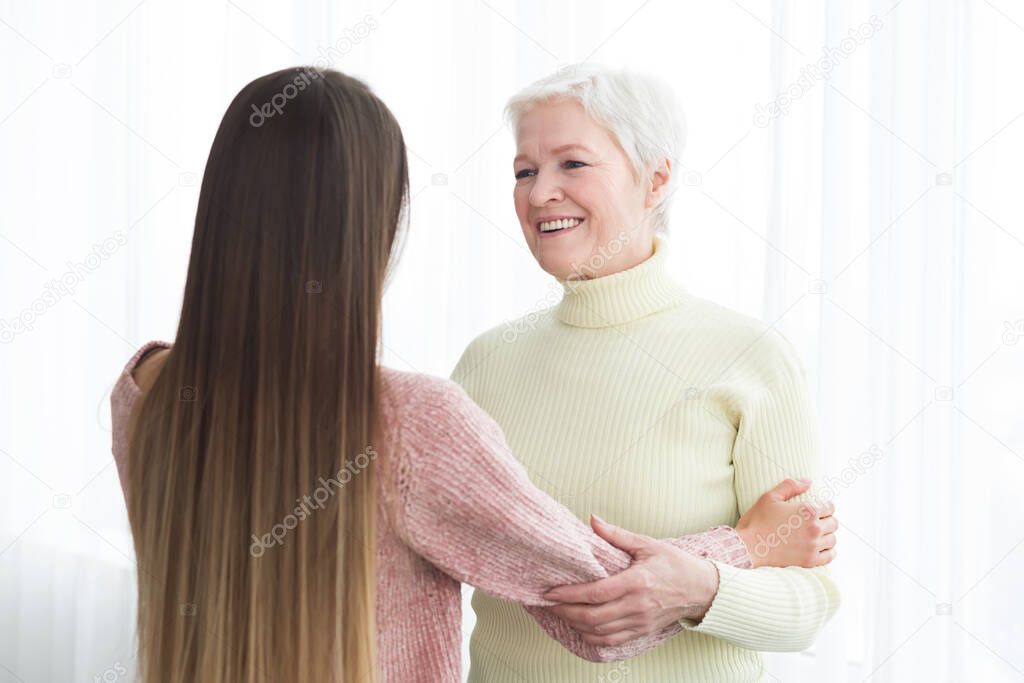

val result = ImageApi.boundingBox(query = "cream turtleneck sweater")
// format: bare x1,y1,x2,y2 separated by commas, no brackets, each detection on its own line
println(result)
452,235,839,682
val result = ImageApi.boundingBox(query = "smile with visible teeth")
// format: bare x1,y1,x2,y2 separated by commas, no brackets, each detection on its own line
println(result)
538,217,583,233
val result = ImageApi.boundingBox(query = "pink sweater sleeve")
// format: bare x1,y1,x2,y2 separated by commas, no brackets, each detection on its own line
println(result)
110,340,173,498
387,376,750,662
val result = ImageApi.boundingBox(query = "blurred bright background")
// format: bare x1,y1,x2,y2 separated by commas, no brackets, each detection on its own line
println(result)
2,0,1023,681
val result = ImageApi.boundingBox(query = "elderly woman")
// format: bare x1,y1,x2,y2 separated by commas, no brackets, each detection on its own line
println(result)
452,64,840,681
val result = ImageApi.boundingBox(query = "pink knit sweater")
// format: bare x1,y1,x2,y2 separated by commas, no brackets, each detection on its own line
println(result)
110,341,752,682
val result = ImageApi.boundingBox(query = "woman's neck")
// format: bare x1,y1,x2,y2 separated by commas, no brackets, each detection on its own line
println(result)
554,235,691,328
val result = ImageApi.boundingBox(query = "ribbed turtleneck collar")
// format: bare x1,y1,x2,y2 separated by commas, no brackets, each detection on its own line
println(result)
554,235,690,328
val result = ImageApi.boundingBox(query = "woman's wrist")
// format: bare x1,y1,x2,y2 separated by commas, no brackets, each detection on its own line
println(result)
735,524,763,568
678,559,720,623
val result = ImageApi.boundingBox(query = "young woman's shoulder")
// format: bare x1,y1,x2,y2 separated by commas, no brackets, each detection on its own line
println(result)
112,341,174,407
378,367,501,449
132,346,171,393
110,341,174,485
379,367,477,416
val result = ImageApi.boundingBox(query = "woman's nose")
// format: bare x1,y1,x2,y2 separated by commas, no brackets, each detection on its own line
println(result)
529,172,564,206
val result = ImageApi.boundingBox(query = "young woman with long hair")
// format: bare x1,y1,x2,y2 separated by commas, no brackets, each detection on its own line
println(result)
110,67,835,682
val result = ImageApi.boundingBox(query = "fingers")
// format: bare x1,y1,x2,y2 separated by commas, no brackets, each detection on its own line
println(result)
768,477,813,502
819,515,839,535
581,627,645,648
817,532,836,552
590,514,652,557
544,571,633,604
814,547,837,566
798,499,834,523
547,596,634,634
581,615,643,639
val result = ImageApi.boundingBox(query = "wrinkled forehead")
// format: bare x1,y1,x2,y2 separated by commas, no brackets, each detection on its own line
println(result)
513,99,617,160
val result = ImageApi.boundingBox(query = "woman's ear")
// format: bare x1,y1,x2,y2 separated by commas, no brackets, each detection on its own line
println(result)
645,157,672,209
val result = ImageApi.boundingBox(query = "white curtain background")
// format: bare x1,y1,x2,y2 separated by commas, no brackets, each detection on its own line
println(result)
2,1,1022,681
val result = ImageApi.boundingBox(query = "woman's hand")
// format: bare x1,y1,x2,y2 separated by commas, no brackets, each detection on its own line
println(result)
542,515,720,647
735,478,838,568
542,479,837,647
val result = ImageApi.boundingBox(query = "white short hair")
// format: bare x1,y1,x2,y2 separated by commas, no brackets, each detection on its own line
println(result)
504,63,686,234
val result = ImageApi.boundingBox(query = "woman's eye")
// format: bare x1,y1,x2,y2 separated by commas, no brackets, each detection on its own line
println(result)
514,169,535,179
564,160,587,170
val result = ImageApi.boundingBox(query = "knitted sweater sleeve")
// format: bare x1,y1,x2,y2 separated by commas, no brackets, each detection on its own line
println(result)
682,370,841,651
387,376,748,662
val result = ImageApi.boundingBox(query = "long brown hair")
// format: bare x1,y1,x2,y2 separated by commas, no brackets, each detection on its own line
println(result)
125,68,408,682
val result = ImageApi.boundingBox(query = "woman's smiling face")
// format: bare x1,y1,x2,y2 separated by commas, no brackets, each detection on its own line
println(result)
512,98,661,280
